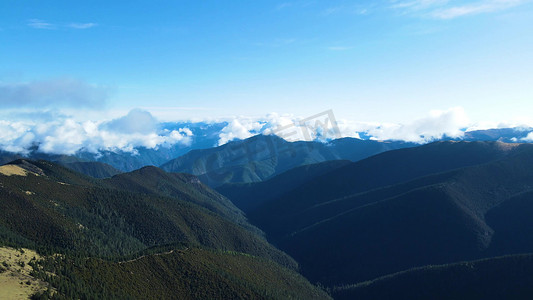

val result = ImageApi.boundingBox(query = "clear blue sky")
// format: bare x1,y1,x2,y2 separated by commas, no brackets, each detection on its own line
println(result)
1,0,533,125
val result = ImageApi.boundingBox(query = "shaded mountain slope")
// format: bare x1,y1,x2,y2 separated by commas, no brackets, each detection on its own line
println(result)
217,160,352,212
220,142,533,287
486,190,533,255
277,184,489,285
273,145,533,285
252,141,525,218
262,143,533,242
332,253,533,300
227,141,528,239
59,161,122,178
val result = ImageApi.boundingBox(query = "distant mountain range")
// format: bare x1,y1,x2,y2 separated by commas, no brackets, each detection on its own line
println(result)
0,126,531,176
462,127,532,142
161,135,413,187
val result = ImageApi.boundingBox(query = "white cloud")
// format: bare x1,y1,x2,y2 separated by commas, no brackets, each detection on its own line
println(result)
262,113,306,142
0,121,34,153
27,20,98,30
431,0,529,19
0,79,112,109
218,118,264,145
102,109,158,134
27,19,55,29
522,132,533,142
335,120,368,139
390,0,530,19
265,111,364,142
390,0,450,10
68,23,97,29
229,112,344,143
3,106,528,156
322,4,372,16
216,107,469,145
0,110,193,155
366,107,469,142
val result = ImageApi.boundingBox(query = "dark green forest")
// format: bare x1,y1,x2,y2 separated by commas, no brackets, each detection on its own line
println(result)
219,141,533,296
0,159,329,299
4,140,533,299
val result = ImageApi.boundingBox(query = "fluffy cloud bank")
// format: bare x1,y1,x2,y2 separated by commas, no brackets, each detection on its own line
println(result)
0,79,111,109
3,106,525,155
522,132,533,142
217,118,264,146
216,107,469,145
364,107,469,142
0,109,192,155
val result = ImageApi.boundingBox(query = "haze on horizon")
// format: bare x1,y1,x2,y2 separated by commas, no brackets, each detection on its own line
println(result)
1,0,533,154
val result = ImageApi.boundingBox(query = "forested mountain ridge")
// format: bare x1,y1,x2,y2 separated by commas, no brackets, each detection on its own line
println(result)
58,161,122,178
0,159,329,299
161,135,412,187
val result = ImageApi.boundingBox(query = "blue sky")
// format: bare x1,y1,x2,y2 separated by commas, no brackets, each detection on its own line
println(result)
1,1,533,153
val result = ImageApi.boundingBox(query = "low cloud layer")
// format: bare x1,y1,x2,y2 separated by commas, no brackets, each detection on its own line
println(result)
1,106,530,156
216,107,469,145
364,107,469,142
0,79,111,109
522,132,533,142
0,109,192,155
